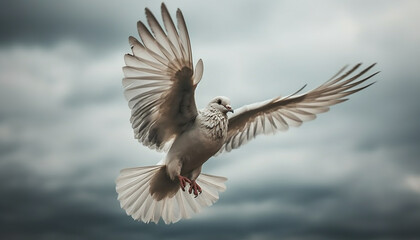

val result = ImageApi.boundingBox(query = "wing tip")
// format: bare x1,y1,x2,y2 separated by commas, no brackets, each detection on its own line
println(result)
161,2,169,16
128,36,137,45
137,20,148,32
193,59,204,86
176,8,186,25
144,7,153,22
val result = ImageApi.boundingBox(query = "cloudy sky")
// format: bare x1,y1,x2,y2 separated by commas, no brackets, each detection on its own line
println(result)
1,0,420,239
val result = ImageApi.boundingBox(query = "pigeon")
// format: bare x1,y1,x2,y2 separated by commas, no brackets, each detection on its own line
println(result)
116,3,378,224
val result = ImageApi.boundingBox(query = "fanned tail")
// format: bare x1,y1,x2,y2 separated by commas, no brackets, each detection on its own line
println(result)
116,165,227,224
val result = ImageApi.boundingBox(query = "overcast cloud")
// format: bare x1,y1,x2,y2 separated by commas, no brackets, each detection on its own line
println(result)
1,0,420,239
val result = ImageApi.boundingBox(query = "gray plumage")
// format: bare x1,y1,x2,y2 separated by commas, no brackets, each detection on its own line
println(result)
116,3,378,224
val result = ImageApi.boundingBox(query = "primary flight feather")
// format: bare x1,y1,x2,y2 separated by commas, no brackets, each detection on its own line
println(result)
116,3,378,224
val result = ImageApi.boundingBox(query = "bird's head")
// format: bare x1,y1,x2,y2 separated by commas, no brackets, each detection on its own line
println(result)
208,96,233,114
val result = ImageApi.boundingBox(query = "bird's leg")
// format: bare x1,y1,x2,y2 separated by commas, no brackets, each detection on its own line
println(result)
178,175,192,192
177,175,202,197
188,180,202,197
187,166,202,197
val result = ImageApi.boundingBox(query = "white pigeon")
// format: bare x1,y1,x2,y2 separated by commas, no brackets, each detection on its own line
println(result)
116,3,378,224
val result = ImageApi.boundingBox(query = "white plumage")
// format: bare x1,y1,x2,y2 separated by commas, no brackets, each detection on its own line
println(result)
116,3,378,224
116,165,226,224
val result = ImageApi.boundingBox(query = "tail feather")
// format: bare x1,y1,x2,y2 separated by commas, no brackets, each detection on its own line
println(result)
117,171,155,200
149,166,179,200
198,173,228,191
175,191,188,219
116,165,227,224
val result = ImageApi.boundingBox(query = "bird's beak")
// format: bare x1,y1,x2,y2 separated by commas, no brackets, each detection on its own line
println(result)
226,105,234,113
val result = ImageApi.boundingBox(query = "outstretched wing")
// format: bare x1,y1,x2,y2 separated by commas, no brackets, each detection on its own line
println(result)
219,63,378,153
123,3,204,152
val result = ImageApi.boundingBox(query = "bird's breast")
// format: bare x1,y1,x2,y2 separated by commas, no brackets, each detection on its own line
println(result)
166,115,227,173
198,109,228,141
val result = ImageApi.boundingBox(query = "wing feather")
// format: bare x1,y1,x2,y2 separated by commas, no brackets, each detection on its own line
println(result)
123,3,201,152
176,9,192,66
161,4,186,66
218,63,378,154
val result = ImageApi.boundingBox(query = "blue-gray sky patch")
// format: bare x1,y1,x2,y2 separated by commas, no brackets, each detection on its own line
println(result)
1,0,420,239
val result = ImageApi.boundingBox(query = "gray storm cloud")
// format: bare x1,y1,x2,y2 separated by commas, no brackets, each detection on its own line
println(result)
0,0,419,239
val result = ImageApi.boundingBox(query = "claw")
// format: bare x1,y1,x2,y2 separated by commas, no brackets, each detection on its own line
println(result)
178,175,192,191
188,180,202,197
178,176,202,197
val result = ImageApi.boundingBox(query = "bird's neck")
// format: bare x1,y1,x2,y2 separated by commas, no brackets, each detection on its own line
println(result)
200,108,228,140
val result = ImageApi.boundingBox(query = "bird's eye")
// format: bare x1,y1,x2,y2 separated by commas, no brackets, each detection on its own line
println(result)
217,99,222,105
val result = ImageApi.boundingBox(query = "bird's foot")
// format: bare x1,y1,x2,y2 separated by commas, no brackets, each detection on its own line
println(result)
178,175,192,192
188,180,202,198
177,176,202,197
